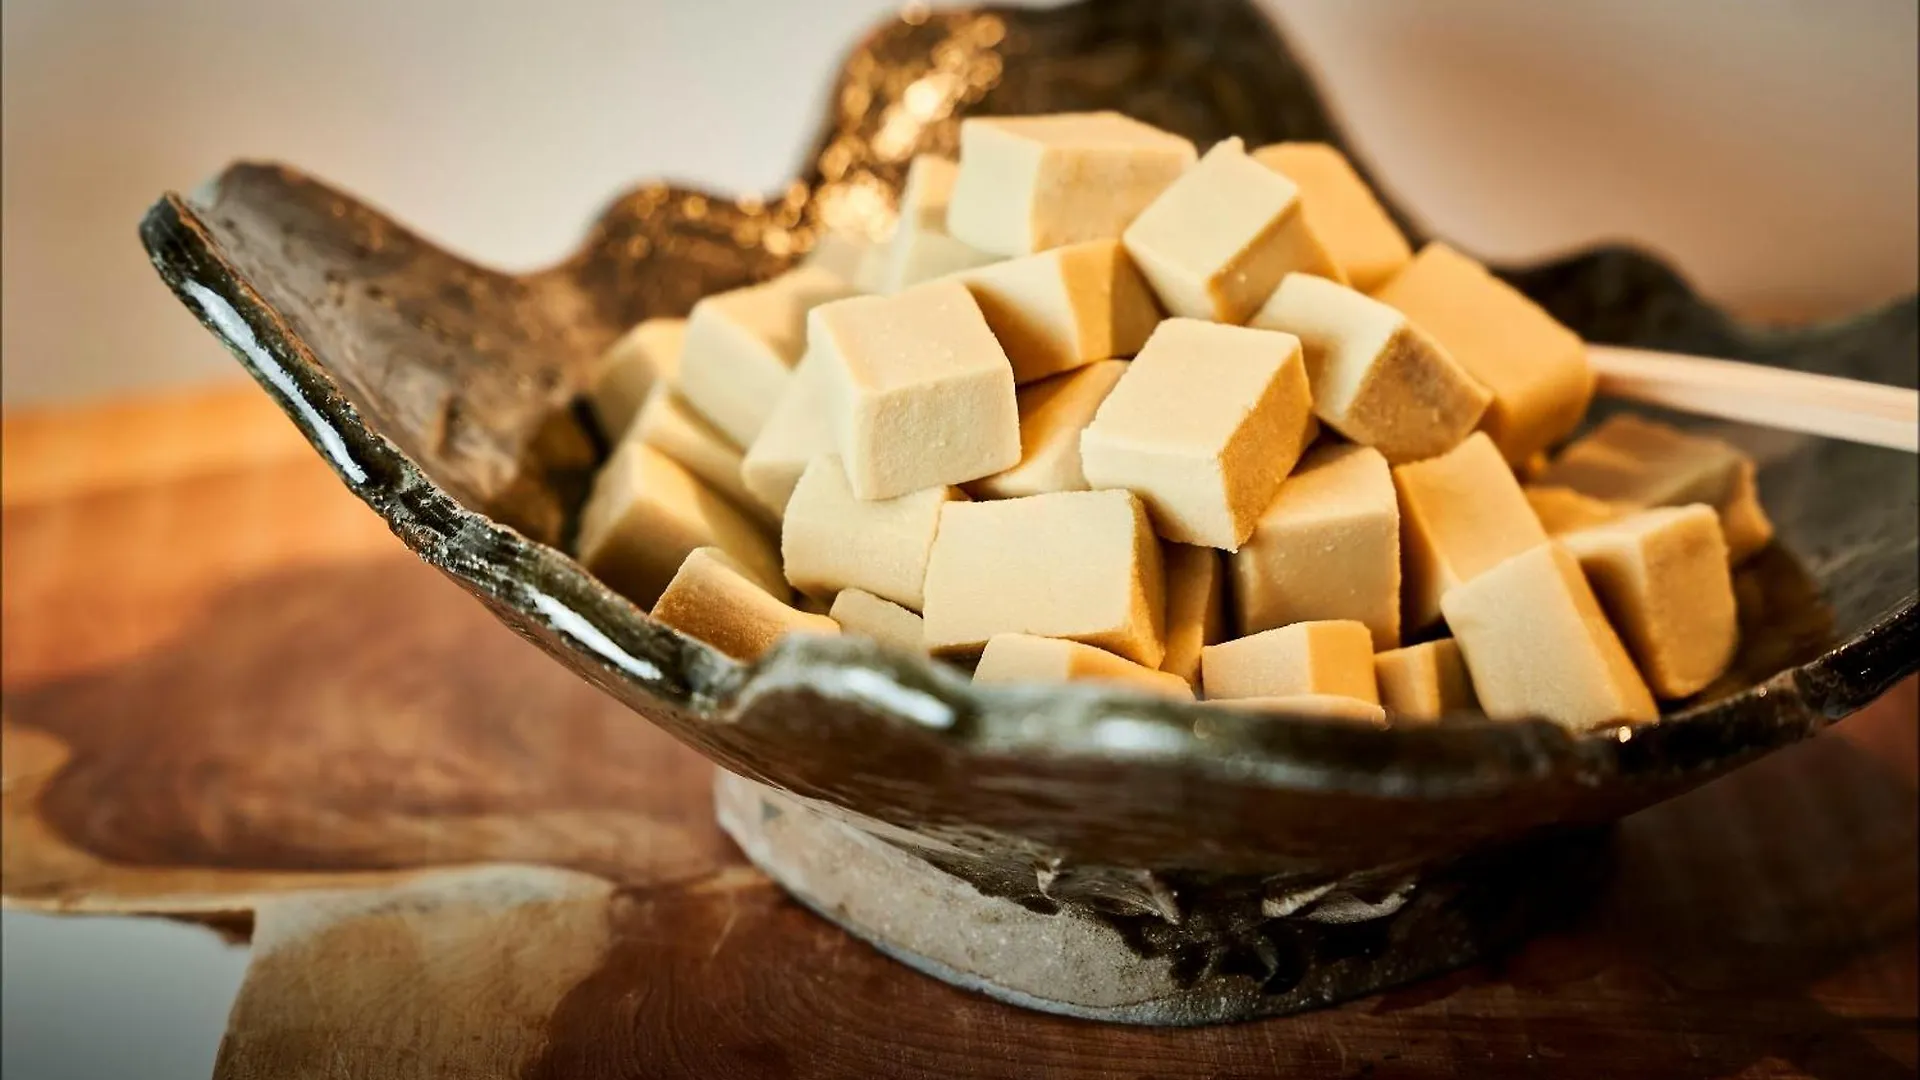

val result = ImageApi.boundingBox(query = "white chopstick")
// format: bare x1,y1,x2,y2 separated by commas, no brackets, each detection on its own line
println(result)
1586,344,1919,453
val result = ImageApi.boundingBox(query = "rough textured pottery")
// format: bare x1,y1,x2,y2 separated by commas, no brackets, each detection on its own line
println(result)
141,0,1916,1024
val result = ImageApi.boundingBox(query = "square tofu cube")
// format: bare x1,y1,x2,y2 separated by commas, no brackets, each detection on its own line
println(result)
1123,137,1346,323
1231,443,1400,649
1535,414,1774,562
974,633,1194,699
628,385,761,522
1200,619,1379,702
1372,243,1593,466
878,155,1001,293
588,317,685,441
1524,485,1624,535
1373,639,1478,722
828,589,926,653
1393,432,1548,631
781,455,964,611
1560,505,1737,698
1251,272,1490,463
1250,142,1412,291
739,350,835,519
1160,543,1226,687
1442,543,1658,730
952,240,1159,383
812,279,1022,500
575,443,783,609
678,265,857,447
1080,319,1315,550
652,548,840,662
947,112,1197,257
922,489,1166,665
967,359,1127,500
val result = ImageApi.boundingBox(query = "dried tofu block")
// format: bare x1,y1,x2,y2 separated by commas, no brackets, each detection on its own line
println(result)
947,112,1197,257
1201,694,1388,725
1160,543,1226,687
1373,639,1478,722
781,455,963,610
829,589,926,653
1200,620,1379,702
1231,443,1400,648
576,443,783,608
922,489,1166,665
967,360,1127,500
1080,319,1315,550
588,318,685,441
1372,243,1593,466
1442,542,1657,730
1393,432,1548,630
1524,485,1624,535
878,155,1002,293
679,266,857,447
740,351,834,519
629,386,761,520
813,280,1022,500
1123,138,1345,324
1250,142,1412,292
974,634,1194,699
1535,414,1774,562
1560,505,1737,698
952,240,1158,383
652,548,839,662
1251,273,1489,463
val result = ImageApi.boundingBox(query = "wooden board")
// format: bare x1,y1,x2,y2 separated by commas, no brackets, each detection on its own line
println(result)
4,390,1914,1079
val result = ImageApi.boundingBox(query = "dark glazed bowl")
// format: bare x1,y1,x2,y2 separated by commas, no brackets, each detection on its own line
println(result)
141,0,1917,1024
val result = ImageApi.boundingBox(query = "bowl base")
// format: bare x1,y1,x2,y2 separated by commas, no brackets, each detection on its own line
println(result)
715,771,1612,1026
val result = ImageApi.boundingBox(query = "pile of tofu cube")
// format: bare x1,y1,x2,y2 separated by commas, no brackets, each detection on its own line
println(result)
576,112,1773,731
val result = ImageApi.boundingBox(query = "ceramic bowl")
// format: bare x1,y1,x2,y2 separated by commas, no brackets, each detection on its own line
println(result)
141,0,1917,1024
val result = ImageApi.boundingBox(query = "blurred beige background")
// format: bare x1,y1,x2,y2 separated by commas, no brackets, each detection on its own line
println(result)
3,0,1915,408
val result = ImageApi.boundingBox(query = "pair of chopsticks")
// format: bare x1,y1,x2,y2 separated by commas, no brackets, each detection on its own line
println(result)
1587,345,1918,453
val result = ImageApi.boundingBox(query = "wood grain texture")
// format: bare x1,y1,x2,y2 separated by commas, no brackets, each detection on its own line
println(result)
3,392,1915,1078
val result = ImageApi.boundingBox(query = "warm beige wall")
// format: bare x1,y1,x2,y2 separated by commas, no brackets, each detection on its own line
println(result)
3,0,1914,406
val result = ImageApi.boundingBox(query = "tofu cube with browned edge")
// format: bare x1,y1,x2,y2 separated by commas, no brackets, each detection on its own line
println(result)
588,317,684,441
967,359,1128,500
1200,619,1379,702
1374,639,1478,722
828,589,927,653
951,240,1159,383
653,548,840,662
1160,543,1227,688
1250,142,1412,292
974,634,1194,698
781,455,964,611
1393,432,1548,631
678,266,856,447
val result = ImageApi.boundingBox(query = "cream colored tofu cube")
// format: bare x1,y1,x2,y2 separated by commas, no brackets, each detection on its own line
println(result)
575,442,783,608
922,489,1166,665
678,265,857,447
813,279,1022,501
1251,272,1489,462
967,359,1127,500
1372,243,1594,466
1441,542,1657,730
1079,319,1315,550
628,385,762,521
1250,142,1412,292
951,240,1159,383
803,229,875,283
1393,432,1548,631
1200,619,1379,702
1560,505,1737,699
739,351,834,519
878,155,1002,293
588,317,685,441
1231,443,1400,648
1201,694,1388,725
828,589,926,653
947,112,1197,257
1373,639,1478,722
781,455,963,610
1123,137,1346,323
1160,543,1226,688
1524,484,1625,535
652,547,840,662
1535,414,1774,563
973,633,1194,699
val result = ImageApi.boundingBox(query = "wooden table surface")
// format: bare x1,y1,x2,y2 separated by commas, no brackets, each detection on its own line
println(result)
3,389,1915,1080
